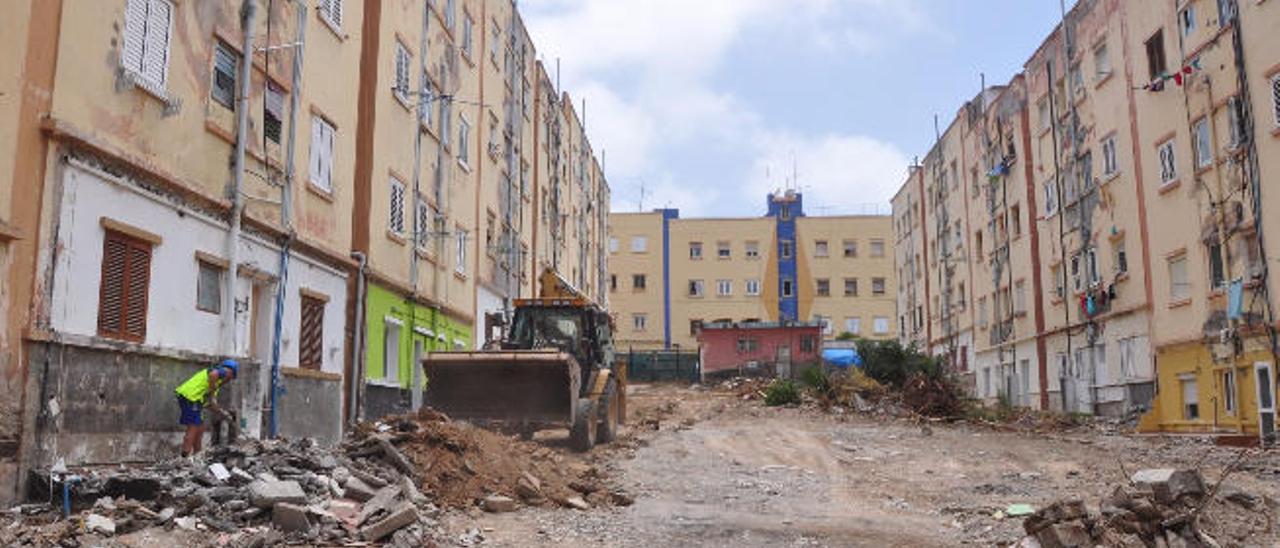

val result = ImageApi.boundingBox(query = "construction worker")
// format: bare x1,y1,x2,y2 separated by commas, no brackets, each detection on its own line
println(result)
174,358,238,457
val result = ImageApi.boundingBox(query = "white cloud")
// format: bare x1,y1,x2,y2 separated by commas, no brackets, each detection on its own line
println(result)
747,133,910,216
522,0,931,216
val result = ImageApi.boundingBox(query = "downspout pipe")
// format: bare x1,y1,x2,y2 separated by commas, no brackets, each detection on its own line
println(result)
349,251,368,425
224,0,257,356
267,1,306,438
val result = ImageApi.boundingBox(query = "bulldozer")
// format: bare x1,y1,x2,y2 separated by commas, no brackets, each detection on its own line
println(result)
422,269,624,451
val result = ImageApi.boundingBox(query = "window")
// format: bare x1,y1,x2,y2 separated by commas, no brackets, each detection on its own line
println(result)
419,76,435,129
264,84,284,144
1218,0,1237,24
382,320,401,381
489,22,501,65
632,314,647,332
211,41,237,109
318,0,343,30
414,198,431,248
1044,181,1059,215
631,236,647,253
299,294,325,371
1269,74,1280,129
1178,5,1196,38
689,242,702,259
1169,254,1191,301
394,41,411,103
388,176,406,235
780,241,793,259
844,278,858,297
736,337,758,353
1093,42,1111,81
782,278,794,298
870,239,886,258
196,259,224,314
608,238,619,253
1069,63,1084,97
688,279,704,297
1181,377,1199,420
745,279,760,296
1223,370,1237,415
122,0,173,91
1145,30,1167,81
843,240,857,258
97,229,152,342
457,116,471,166
1050,264,1065,299
816,278,830,297
1208,241,1226,289
1086,248,1100,285
455,229,468,275
873,316,890,335
845,317,861,335
610,275,618,292
716,279,732,296
1158,139,1177,185
717,241,731,259
689,320,703,336
484,212,495,256
1193,118,1213,168
745,241,760,259
1227,96,1246,146
1037,97,1050,131
444,0,456,29
815,240,829,258
1114,237,1129,275
1015,280,1027,314
632,274,647,290
978,297,989,328
1100,135,1118,177
872,277,886,295
461,14,474,60
309,116,335,192
802,335,818,352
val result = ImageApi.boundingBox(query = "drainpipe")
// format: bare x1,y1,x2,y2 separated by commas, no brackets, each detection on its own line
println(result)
266,1,306,438
409,0,432,413
349,251,368,425
224,0,257,356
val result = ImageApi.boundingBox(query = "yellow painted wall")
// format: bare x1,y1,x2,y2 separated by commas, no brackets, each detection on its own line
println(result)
607,212,665,350
668,217,775,349
1145,337,1271,435
796,216,896,340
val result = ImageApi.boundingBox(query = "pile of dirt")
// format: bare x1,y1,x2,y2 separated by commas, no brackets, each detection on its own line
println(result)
358,409,630,511
1018,467,1275,547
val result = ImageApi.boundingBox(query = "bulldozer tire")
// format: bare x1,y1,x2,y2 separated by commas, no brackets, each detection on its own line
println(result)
597,379,620,444
570,399,597,452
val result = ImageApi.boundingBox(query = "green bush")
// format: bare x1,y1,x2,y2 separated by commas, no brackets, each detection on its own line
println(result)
799,366,831,395
853,338,943,389
764,379,802,406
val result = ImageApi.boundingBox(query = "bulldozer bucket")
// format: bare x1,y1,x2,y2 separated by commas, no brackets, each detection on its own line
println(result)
423,350,581,425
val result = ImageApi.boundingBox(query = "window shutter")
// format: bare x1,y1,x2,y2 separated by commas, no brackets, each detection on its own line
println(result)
299,296,325,370
309,117,323,186
97,236,128,336
141,0,173,88
124,242,152,340
122,0,148,73
330,0,343,27
322,122,335,189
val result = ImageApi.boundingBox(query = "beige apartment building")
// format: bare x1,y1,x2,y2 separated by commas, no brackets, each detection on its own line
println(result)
893,0,1279,441
610,192,896,351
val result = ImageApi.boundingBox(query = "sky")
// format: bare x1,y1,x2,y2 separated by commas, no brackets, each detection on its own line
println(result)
521,0,1068,218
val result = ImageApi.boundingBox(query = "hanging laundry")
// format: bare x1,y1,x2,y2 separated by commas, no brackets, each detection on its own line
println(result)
1228,278,1244,320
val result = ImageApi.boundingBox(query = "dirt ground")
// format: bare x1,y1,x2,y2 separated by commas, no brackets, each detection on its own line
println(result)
444,383,1280,547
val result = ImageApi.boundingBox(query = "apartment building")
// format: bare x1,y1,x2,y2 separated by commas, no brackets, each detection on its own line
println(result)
0,0,363,503
893,166,931,350
350,0,609,419
610,191,896,351
892,0,1279,440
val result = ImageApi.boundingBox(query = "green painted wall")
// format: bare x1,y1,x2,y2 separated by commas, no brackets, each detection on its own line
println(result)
364,283,472,388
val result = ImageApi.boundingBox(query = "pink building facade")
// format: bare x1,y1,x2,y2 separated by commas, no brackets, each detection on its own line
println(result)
697,322,822,380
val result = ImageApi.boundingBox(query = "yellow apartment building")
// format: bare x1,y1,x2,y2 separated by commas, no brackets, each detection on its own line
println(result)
610,192,896,351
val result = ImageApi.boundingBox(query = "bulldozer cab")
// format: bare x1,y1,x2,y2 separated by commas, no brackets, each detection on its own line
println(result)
506,304,613,397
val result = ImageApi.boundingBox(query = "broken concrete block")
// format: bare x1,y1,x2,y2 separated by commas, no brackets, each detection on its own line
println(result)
1034,521,1091,548
349,467,389,488
209,463,231,482
515,476,543,501
1131,469,1204,504
329,477,346,498
360,503,418,542
377,438,417,477
344,477,378,502
272,502,311,533
157,507,175,523
482,495,519,513
327,499,362,528
249,480,307,508
174,516,198,531
86,513,116,535
399,476,428,505
231,467,255,484
357,486,403,525
564,496,590,510
332,467,351,486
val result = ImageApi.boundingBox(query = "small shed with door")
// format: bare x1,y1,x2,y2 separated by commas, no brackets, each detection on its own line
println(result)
696,321,822,381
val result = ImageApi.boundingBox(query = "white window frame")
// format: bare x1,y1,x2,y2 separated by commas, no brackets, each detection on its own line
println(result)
1179,5,1197,38
1043,180,1059,215
689,242,703,259
815,240,829,258
383,318,403,383
716,241,731,259
845,317,861,335
455,229,468,275
1158,139,1178,185
318,0,344,32
745,241,760,259
1093,42,1111,81
870,239,886,258
745,279,761,296
414,197,431,250
632,313,647,332
1169,254,1191,301
309,116,336,193
1101,135,1118,177
461,13,474,61
122,0,174,93
608,237,619,253
394,41,411,104
388,176,406,235
716,279,732,296
689,279,705,297
873,316,890,335
457,115,471,167
631,236,647,253
210,41,238,109
1193,118,1213,168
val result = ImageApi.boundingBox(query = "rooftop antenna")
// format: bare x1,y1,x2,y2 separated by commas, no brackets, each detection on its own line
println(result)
637,179,648,212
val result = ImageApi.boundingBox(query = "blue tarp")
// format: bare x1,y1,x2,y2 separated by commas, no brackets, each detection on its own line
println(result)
822,348,862,368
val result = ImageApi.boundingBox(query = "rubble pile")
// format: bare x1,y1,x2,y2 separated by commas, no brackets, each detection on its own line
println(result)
365,409,630,511
1018,468,1275,547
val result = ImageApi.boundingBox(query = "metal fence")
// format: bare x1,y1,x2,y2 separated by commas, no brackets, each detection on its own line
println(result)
621,349,701,383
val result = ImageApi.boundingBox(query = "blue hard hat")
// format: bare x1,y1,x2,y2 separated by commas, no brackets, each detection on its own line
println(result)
220,359,240,378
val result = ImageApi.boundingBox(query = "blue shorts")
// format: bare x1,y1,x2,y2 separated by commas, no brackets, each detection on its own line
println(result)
177,396,203,426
